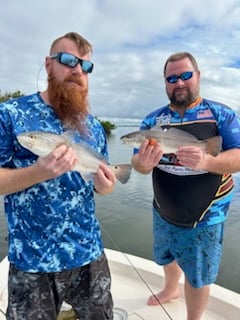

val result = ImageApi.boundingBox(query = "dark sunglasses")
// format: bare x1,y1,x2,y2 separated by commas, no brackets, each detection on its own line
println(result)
166,71,194,84
50,52,94,73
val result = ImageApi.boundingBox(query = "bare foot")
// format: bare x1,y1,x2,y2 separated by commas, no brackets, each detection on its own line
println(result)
147,290,180,305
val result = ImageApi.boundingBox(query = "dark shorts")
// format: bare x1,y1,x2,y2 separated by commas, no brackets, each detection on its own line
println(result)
153,208,224,288
7,252,113,320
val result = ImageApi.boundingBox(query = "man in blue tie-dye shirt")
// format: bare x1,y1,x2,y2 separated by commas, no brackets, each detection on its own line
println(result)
0,32,116,320
131,52,240,320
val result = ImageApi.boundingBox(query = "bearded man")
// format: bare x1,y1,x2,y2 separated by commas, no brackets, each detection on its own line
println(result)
131,52,240,320
0,32,116,320
45,33,90,132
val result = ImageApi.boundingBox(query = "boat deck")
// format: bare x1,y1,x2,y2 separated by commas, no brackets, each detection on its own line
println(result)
106,249,240,320
1,249,240,319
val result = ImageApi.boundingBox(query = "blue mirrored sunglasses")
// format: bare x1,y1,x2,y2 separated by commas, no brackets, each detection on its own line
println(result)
50,52,94,73
166,71,194,84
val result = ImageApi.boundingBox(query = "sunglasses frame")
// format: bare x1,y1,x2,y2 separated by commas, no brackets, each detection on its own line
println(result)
166,71,194,84
50,52,94,73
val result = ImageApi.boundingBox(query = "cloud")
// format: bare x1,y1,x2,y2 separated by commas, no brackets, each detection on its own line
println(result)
0,0,239,118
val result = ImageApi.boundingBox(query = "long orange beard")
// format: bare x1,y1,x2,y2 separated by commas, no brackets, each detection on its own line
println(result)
48,74,89,133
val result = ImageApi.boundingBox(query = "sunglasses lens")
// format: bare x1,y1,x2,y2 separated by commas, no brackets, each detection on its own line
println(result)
60,53,78,67
166,75,178,83
166,71,193,83
51,53,94,73
81,60,94,73
181,71,193,80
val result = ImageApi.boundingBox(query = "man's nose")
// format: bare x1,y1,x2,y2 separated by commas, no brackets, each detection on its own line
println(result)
71,63,84,75
175,77,185,84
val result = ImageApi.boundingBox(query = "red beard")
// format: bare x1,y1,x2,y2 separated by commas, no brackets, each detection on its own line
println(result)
48,74,89,133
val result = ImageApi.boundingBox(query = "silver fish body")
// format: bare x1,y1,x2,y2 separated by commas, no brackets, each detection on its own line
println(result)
120,126,222,156
17,131,132,184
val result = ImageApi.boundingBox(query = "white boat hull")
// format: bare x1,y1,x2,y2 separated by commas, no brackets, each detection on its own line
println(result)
1,249,240,319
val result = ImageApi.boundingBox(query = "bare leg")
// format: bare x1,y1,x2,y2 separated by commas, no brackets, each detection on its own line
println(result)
147,260,182,305
185,278,210,320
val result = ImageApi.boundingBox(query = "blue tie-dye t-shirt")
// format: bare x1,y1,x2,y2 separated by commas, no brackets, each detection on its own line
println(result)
0,92,108,272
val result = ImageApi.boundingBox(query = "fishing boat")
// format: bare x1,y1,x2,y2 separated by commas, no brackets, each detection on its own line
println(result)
0,248,240,319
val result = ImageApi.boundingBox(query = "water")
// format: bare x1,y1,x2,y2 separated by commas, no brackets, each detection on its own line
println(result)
0,124,240,294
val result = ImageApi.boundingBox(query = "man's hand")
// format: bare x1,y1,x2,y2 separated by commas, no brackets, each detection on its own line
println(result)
176,146,207,171
132,139,163,174
93,162,117,195
0,144,79,195
35,144,78,180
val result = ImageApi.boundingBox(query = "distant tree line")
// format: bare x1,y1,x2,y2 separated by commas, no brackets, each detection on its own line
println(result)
0,90,116,135
0,90,24,103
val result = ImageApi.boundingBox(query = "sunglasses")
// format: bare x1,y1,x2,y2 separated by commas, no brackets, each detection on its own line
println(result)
166,71,194,84
50,52,94,73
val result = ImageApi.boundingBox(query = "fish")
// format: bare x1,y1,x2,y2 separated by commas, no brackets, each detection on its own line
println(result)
17,131,132,184
120,126,222,156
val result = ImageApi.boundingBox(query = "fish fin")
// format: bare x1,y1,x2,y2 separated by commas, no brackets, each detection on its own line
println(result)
150,125,164,132
79,172,94,183
77,141,106,161
151,126,199,140
62,131,106,160
62,130,107,162
110,164,132,184
204,136,222,156
61,130,76,143
167,127,199,139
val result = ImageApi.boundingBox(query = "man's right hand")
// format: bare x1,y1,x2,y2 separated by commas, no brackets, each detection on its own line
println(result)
131,139,163,174
35,144,78,180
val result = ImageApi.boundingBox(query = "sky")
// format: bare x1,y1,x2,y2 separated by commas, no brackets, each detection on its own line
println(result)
0,0,240,119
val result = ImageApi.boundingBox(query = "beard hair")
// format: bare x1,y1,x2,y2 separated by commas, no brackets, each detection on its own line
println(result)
47,73,89,134
169,87,198,109
171,89,191,108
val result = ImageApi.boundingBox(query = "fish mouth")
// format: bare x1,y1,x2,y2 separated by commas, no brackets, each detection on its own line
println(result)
18,137,33,149
24,142,34,149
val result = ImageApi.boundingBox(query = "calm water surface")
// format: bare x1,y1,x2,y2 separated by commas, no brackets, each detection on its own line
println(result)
0,125,240,294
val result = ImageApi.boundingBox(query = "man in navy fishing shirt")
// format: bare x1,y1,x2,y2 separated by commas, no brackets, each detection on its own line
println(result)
132,52,240,320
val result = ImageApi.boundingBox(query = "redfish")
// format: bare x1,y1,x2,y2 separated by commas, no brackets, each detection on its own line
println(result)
120,126,222,156
17,131,132,184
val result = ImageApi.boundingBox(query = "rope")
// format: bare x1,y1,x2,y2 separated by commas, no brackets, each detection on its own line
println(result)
0,308,6,316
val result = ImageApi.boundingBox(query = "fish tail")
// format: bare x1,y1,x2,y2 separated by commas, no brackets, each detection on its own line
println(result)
205,136,223,156
111,164,132,184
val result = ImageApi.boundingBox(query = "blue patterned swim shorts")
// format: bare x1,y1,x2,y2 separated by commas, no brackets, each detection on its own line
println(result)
152,208,224,288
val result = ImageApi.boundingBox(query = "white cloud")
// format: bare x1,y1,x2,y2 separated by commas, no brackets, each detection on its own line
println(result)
0,0,239,118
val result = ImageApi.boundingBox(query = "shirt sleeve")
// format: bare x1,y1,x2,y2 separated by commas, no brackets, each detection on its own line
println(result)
0,103,15,167
214,104,240,150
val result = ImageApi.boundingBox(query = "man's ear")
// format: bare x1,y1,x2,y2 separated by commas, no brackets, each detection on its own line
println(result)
45,57,51,75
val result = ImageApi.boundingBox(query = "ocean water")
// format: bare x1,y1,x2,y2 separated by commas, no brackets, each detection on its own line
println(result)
0,122,240,294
